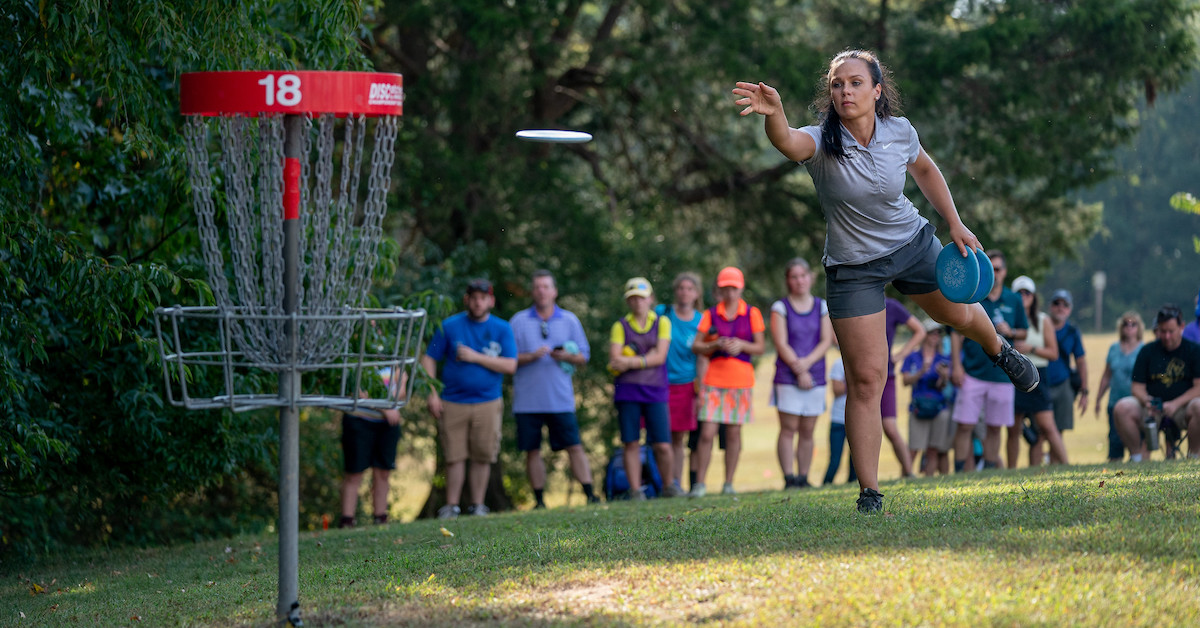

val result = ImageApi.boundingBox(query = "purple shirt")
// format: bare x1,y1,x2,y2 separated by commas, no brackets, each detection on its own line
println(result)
884,297,912,375
772,297,827,386
614,317,669,403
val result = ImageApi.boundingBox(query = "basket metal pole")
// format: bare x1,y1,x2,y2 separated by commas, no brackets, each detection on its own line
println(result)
278,113,303,627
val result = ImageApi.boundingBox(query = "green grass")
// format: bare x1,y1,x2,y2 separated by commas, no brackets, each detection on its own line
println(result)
5,462,1199,626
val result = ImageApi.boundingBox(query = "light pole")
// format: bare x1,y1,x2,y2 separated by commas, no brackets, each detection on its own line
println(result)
1092,271,1107,333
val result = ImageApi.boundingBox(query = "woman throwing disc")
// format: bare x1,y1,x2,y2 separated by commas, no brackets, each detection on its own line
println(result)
733,49,1038,513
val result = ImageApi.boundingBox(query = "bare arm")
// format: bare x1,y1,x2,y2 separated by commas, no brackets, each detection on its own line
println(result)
517,347,549,365
456,345,517,375
797,314,835,371
645,336,671,368
950,331,965,387
732,81,817,162
893,316,926,364
1094,363,1113,415
771,310,799,365
694,355,709,394
1075,353,1090,411
908,147,982,256
1163,378,1200,417
419,354,442,420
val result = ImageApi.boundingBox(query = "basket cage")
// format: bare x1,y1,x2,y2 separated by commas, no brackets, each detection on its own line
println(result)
154,109,426,412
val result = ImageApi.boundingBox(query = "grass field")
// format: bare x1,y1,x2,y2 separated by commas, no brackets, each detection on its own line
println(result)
6,332,1199,626
5,461,1198,626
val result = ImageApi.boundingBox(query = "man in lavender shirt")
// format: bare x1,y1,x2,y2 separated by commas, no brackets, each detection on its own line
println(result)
510,270,599,507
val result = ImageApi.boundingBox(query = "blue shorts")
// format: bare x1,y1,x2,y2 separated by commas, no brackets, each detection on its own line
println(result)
824,223,941,319
616,401,671,445
516,412,583,452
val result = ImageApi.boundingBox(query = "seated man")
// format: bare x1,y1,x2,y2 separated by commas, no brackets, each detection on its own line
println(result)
1112,304,1200,461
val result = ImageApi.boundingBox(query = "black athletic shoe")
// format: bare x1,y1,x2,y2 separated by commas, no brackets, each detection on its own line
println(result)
991,335,1040,393
856,488,884,514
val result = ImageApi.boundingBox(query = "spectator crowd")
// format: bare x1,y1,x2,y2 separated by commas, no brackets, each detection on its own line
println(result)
337,269,1200,524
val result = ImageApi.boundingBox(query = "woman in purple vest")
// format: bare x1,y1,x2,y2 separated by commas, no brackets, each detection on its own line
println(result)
608,277,681,499
771,258,834,489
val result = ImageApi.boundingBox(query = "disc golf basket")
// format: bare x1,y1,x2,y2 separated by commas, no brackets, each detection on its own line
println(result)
153,71,424,627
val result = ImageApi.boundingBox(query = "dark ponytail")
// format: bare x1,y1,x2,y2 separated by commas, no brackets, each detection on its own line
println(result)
812,49,902,163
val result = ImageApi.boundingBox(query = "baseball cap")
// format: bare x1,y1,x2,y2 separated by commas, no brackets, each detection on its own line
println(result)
716,267,744,289
922,318,944,333
1050,289,1072,307
1011,275,1036,295
465,278,493,295
623,277,653,299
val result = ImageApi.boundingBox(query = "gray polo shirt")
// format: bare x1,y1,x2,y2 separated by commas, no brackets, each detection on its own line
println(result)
799,115,927,267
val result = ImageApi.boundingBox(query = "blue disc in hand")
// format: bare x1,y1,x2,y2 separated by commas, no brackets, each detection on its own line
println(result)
936,242,981,304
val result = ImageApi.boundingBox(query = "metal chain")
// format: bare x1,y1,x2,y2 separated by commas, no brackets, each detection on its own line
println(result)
182,112,400,368
182,118,230,310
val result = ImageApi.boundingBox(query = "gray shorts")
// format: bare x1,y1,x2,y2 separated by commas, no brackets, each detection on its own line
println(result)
824,223,940,319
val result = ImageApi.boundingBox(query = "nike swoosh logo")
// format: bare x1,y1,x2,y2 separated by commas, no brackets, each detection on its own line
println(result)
881,142,894,149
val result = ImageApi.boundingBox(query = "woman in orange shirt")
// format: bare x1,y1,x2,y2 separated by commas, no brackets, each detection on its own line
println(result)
689,267,766,497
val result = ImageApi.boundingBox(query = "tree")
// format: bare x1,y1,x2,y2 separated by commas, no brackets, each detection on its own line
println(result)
1044,70,1200,326
363,0,1198,508
1,0,369,557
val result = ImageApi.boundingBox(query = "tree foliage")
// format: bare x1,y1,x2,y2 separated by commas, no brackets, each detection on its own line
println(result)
1045,70,1200,326
0,0,370,558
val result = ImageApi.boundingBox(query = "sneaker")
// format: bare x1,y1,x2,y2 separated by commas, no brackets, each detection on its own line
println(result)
586,494,601,505
470,504,490,516
991,335,1040,393
436,504,460,520
629,489,648,501
856,488,884,514
688,482,707,498
722,483,736,495
783,474,797,490
662,482,686,498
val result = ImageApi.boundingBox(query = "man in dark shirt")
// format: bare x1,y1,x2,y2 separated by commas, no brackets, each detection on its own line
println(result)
1112,304,1200,461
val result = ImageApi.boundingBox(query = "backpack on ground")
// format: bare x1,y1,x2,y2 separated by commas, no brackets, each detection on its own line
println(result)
602,445,663,501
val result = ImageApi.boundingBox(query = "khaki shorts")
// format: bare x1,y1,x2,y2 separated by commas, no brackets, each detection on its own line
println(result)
439,398,503,464
909,408,955,452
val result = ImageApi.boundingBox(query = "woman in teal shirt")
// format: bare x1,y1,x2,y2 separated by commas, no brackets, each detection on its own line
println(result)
1095,311,1144,462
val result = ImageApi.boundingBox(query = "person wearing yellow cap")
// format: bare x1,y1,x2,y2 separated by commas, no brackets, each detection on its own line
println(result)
609,277,683,499
689,267,766,497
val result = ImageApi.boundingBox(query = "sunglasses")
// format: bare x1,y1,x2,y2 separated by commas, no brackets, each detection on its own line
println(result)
1051,300,1069,307
540,321,550,339
1121,320,1139,327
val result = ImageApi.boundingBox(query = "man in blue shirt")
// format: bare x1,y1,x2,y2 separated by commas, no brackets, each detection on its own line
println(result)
421,279,517,519
950,251,1028,471
510,270,599,507
1045,289,1088,460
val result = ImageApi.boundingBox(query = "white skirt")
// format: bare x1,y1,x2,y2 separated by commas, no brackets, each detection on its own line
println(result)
772,383,827,416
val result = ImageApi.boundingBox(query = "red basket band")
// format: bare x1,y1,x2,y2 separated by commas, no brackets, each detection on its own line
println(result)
181,71,403,116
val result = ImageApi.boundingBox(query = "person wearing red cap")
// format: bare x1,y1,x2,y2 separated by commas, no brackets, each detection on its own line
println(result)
689,266,766,497
734,50,1039,513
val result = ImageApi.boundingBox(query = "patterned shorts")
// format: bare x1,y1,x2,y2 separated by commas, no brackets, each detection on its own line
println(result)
699,385,754,425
